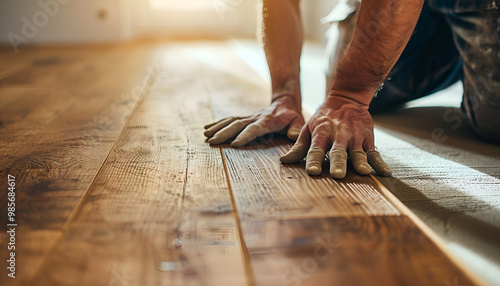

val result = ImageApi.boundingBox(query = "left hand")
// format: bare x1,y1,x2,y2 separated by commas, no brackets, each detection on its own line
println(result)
204,95,304,147
279,96,391,179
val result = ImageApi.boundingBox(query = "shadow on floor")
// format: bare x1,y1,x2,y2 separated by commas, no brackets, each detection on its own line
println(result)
373,106,500,178
372,105,500,281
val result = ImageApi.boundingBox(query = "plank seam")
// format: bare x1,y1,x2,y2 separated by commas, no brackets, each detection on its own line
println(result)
219,146,257,286
202,72,255,286
369,174,487,286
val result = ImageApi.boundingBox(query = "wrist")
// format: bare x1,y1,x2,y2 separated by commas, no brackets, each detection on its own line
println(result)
271,93,302,113
271,78,301,111
325,92,370,110
327,88,373,107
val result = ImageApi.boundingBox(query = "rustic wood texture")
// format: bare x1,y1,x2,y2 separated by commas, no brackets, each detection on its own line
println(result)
0,41,481,286
198,42,480,285
242,216,476,286
0,44,159,285
28,47,247,286
201,44,399,219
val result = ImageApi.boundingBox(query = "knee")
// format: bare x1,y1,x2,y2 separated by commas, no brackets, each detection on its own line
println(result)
470,116,500,144
465,101,500,144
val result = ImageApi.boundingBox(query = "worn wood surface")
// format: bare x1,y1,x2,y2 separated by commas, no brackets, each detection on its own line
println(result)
201,42,480,285
0,44,159,285
28,47,247,286
0,41,481,286
243,216,475,286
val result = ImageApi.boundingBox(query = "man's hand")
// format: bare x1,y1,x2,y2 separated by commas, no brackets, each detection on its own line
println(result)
204,95,304,147
279,96,391,179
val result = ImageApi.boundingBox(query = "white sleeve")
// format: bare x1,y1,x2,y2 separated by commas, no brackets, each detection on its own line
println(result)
321,0,360,23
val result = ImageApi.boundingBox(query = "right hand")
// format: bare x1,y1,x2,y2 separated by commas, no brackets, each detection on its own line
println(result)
204,95,304,147
279,95,391,179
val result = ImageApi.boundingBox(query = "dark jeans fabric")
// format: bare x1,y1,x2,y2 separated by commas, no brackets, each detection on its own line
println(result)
370,0,500,143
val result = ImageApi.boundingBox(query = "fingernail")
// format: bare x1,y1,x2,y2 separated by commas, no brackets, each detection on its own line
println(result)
355,163,372,175
288,133,300,141
231,140,241,147
330,168,346,179
279,153,292,163
307,164,322,176
380,168,392,177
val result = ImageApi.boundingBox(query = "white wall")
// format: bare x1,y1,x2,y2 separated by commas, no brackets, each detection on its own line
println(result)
0,0,338,51
0,0,132,52
132,0,258,39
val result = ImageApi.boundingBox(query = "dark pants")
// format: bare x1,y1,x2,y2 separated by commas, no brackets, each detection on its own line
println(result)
370,0,500,143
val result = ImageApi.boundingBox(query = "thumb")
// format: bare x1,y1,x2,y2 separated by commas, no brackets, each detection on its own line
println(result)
286,116,305,141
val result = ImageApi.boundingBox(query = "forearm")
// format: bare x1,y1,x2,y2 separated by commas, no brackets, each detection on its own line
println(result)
262,0,303,111
330,0,425,105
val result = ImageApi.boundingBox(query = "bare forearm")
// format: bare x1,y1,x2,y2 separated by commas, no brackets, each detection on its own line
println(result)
330,0,425,105
262,0,303,111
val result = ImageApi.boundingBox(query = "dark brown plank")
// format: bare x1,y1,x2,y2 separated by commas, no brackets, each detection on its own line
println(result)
243,216,476,286
201,42,400,219
201,41,481,285
29,45,247,286
0,43,159,285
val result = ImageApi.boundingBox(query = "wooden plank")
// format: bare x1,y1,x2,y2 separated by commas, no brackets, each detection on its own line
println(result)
0,43,158,285
0,40,481,285
242,216,476,286
200,44,399,219
223,140,400,219
200,41,480,284
29,46,247,286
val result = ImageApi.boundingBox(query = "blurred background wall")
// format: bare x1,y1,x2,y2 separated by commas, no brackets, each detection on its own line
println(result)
0,0,338,47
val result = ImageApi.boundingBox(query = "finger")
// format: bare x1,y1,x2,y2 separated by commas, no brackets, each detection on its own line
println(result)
208,120,247,145
367,151,392,177
349,150,372,175
204,117,229,129
286,116,305,141
306,146,325,175
279,127,311,163
204,117,238,138
305,125,334,175
329,148,348,179
231,123,269,147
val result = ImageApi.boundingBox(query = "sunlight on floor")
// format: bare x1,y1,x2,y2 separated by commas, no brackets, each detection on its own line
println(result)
234,37,500,285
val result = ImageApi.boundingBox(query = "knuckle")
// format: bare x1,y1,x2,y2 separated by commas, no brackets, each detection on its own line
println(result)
247,123,261,132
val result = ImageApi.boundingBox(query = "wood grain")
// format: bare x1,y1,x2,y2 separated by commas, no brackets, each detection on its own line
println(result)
242,216,476,286
28,46,247,286
200,43,399,219
0,43,159,285
200,41,480,285
0,41,481,286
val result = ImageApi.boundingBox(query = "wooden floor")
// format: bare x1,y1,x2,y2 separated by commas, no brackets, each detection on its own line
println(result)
0,41,482,286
